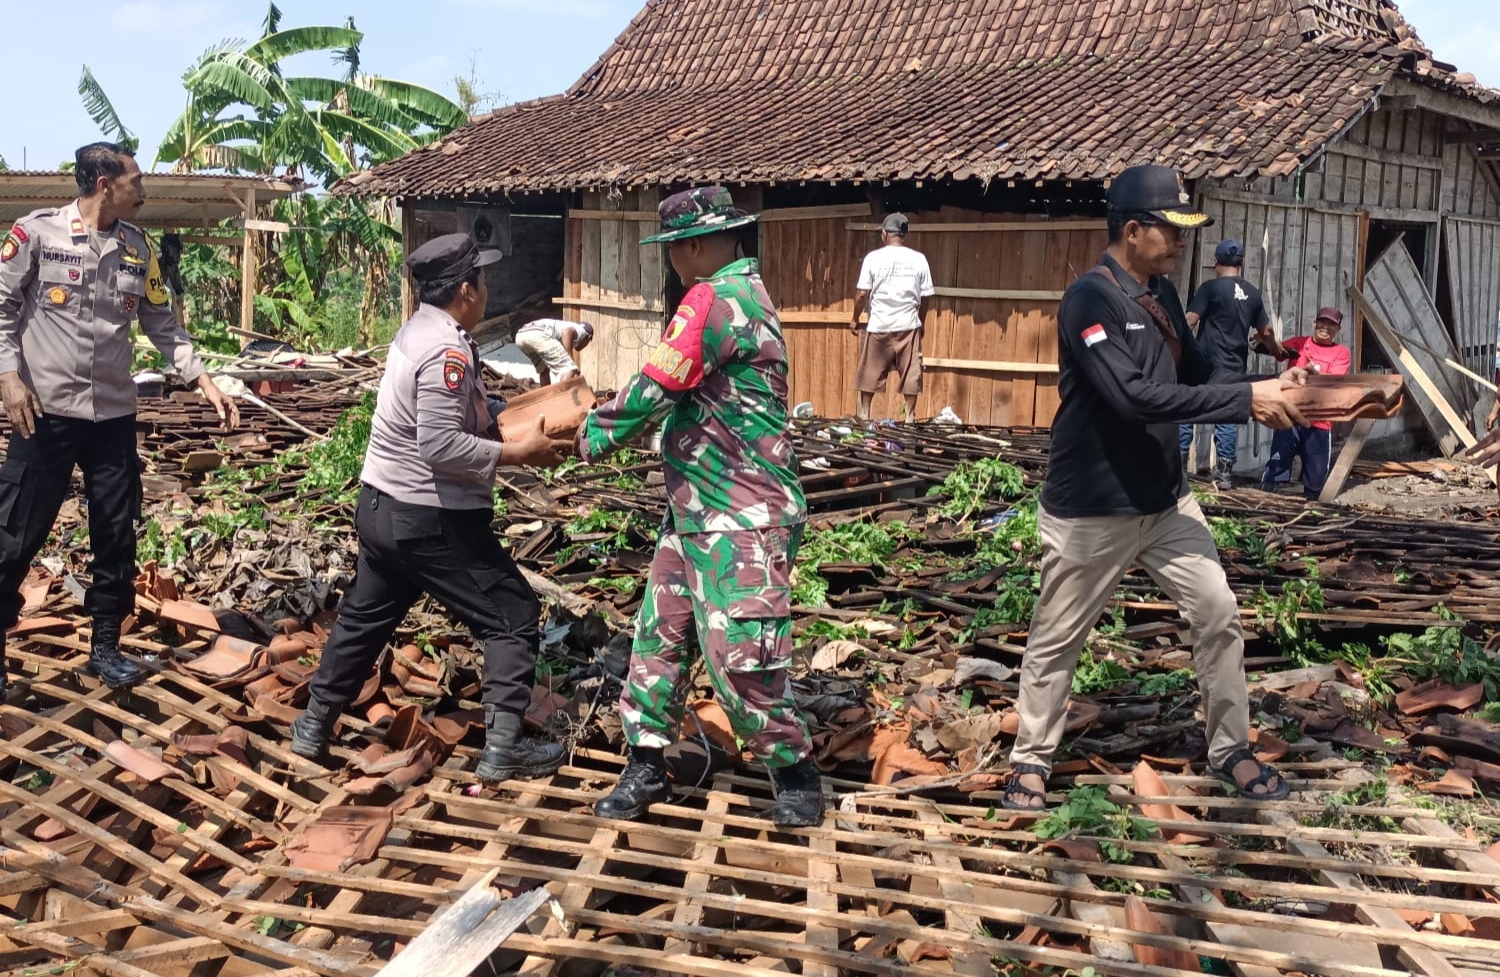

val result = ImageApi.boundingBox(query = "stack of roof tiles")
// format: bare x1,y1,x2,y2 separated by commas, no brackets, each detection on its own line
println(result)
338,0,1497,199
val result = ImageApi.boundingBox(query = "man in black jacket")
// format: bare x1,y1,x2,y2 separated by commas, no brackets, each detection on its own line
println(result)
1002,165,1307,811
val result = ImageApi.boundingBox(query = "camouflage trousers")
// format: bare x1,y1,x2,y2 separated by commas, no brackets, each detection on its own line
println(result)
620,524,813,769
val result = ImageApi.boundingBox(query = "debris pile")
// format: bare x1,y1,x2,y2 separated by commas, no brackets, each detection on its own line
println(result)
3,387,1500,976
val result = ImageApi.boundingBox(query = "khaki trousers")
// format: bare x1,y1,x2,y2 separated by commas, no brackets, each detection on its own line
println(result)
1009,494,1249,774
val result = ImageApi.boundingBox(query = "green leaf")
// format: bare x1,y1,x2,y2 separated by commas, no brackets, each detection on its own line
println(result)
363,77,469,129
245,26,364,67
77,66,139,150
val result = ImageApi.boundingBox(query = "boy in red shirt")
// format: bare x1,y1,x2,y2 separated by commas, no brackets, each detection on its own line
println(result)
1262,307,1352,497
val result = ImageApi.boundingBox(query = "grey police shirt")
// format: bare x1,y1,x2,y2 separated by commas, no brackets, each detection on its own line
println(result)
0,201,206,421
360,303,502,509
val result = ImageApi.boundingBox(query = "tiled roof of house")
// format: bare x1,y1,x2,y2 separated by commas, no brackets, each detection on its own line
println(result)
337,0,1497,198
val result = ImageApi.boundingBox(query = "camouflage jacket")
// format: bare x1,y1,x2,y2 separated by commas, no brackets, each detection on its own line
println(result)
580,258,806,533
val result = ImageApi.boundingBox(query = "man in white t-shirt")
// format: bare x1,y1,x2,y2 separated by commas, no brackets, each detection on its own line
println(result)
850,214,935,420
516,318,593,385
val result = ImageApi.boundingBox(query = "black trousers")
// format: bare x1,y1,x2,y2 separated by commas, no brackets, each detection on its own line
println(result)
0,415,140,629
308,485,541,715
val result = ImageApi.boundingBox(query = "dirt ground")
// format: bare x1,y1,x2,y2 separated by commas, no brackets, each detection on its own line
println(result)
1328,462,1497,517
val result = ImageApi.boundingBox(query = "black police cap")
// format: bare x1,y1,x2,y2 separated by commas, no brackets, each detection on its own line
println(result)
1107,164,1214,229
405,233,502,288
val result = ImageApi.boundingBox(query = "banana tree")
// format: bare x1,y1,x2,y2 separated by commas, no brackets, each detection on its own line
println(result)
78,66,140,152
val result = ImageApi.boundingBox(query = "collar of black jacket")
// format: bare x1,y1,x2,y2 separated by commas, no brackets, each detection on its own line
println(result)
1099,251,1154,300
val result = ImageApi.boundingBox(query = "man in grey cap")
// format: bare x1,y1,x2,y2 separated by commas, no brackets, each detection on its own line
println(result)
289,233,573,782
850,213,934,421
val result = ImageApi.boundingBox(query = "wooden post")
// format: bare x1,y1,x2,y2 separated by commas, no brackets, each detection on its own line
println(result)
239,188,258,348
1317,417,1376,504
400,201,415,321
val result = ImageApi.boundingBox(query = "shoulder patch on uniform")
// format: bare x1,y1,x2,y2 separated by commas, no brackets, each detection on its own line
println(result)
1081,323,1107,348
643,282,715,392
0,236,17,263
8,225,28,245
442,354,467,390
145,251,169,305
443,347,470,366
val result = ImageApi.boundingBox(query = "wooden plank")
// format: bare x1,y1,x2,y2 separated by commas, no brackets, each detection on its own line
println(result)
239,188,257,339
916,809,991,976
933,286,1064,301
375,874,548,977
804,833,841,977
554,295,662,313
1325,142,1445,173
1351,285,1493,483
923,357,1059,373
665,794,730,955
1318,417,1377,503
1259,810,1466,977
566,209,657,221
760,203,871,222
847,220,1107,232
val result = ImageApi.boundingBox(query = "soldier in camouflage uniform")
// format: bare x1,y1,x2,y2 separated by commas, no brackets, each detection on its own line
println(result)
580,186,822,827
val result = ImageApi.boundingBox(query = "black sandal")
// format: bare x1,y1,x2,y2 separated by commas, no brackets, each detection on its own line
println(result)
1001,762,1052,811
1211,748,1291,801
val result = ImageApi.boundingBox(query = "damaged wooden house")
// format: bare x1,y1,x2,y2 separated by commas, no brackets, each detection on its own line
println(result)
337,0,1500,472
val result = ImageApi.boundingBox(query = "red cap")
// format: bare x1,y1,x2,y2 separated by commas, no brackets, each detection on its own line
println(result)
1315,307,1343,326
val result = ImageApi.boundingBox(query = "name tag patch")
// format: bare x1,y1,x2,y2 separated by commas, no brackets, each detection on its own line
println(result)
1082,324,1107,348
40,247,83,267
1125,322,1146,331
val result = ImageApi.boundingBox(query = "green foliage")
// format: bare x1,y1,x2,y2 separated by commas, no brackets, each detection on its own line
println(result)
559,508,654,565
792,520,913,607
1305,778,1399,832
296,393,374,504
795,619,870,650
928,458,1028,521
1033,786,1156,863
1073,648,1132,695
1477,702,1500,723
1253,576,1327,665
1136,668,1196,698
956,569,1039,643
1209,516,1271,565
969,500,1041,569
78,66,139,150
1381,608,1500,700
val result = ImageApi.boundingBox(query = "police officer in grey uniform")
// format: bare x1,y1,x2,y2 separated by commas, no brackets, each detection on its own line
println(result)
290,233,573,781
0,142,238,696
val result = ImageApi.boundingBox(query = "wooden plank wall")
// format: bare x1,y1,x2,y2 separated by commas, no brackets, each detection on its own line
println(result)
566,189,665,393
761,211,1106,425
1445,218,1500,377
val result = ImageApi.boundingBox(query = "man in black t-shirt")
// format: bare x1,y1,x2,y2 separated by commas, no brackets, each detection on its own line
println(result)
1001,165,1309,813
1178,240,1284,487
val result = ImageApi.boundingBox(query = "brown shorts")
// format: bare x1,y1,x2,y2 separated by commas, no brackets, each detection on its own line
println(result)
854,328,923,394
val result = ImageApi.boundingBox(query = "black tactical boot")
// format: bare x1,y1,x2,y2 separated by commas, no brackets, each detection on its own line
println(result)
290,695,342,760
594,746,671,820
475,705,564,781
86,618,144,690
1213,459,1235,490
769,757,825,828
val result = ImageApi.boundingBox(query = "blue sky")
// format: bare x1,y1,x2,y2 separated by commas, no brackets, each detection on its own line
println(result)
0,0,1496,173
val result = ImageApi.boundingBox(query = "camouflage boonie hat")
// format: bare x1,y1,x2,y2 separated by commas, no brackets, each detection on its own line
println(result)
641,186,759,244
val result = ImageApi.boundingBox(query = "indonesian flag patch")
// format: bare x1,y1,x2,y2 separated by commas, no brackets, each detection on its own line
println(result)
1081,323,1107,348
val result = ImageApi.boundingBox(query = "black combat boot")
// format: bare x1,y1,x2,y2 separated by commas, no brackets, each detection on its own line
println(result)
1213,459,1235,491
475,705,564,781
594,745,671,820
769,757,825,828
290,695,342,760
86,618,144,690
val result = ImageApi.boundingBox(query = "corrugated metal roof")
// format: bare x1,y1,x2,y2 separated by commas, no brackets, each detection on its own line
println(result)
0,172,300,228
